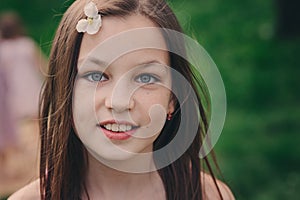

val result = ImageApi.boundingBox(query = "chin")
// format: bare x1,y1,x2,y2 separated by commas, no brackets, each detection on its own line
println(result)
87,145,139,161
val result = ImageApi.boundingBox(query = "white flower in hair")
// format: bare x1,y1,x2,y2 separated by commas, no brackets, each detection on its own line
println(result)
76,2,102,35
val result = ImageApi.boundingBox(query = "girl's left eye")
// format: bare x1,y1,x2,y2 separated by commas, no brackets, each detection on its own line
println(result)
135,74,159,84
84,72,107,82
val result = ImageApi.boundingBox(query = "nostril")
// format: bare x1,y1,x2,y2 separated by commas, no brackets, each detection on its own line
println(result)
105,96,135,112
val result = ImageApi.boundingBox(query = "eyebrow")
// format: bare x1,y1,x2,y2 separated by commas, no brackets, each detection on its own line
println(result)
136,60,167,68
78,57,109,68
78,57,167,68
137,60,169,76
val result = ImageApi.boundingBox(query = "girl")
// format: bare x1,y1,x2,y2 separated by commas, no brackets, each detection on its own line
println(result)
10,0,234,199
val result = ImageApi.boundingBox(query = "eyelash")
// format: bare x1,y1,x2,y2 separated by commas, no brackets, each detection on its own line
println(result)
135,73,159,84
83,72,108,82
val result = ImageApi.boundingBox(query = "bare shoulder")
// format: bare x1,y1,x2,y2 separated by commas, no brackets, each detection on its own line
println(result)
8,179,40,200
201,172,235,200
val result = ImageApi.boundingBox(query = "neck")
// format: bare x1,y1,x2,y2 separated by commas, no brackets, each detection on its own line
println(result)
84,153,165,200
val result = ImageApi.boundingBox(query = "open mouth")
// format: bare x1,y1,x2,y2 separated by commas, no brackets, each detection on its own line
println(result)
100,123,138,133
98,121,139,140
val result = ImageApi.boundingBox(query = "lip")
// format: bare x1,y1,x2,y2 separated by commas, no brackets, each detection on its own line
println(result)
97,120,138,140
99,120,138,127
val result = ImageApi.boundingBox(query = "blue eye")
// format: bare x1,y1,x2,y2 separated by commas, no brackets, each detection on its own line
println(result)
136,74,158,84
84,72,107,82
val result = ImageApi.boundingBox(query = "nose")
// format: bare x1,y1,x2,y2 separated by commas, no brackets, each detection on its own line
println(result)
104,81,135,113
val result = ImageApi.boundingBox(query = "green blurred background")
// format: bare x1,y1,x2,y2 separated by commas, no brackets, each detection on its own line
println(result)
1,0,299,199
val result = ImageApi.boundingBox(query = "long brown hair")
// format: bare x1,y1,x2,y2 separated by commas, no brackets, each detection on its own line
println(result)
39,0,223,199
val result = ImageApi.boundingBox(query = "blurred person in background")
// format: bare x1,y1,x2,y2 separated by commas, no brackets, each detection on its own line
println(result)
0,62,16,169
0,11,47,124
0,11,47,193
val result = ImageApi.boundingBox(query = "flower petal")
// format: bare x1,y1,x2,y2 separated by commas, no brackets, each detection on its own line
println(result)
84,2,98,17
86,15,102,35
76,19,88,32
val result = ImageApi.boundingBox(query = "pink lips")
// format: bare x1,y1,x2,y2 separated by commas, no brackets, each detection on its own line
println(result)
100,128,132,140
98,120,138,140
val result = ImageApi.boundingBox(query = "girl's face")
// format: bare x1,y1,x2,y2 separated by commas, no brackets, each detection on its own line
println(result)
73,14,174,162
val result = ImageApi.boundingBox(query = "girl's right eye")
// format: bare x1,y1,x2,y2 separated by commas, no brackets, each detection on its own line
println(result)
84,72,108,82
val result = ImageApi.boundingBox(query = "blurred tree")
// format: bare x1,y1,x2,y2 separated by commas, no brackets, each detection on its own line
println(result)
276,0,300,38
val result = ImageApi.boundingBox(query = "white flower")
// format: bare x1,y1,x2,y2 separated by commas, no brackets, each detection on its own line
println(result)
76,2,102,35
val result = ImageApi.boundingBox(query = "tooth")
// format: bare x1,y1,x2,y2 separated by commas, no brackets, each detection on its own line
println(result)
126,125,132,131
105,124,112,130
120,124,127,132
112,124,118,132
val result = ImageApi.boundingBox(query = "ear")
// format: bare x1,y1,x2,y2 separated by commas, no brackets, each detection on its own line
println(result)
168,94,175,114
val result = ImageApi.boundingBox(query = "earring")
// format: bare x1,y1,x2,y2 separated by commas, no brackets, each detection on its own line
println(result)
167,112,172,120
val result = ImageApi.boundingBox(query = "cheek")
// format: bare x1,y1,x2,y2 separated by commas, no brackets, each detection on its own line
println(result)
142,90,171,107
132,95,169,140
72,83,97,131
135,89,171,121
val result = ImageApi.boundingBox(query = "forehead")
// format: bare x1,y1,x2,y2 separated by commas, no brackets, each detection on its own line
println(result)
78,14,168,62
